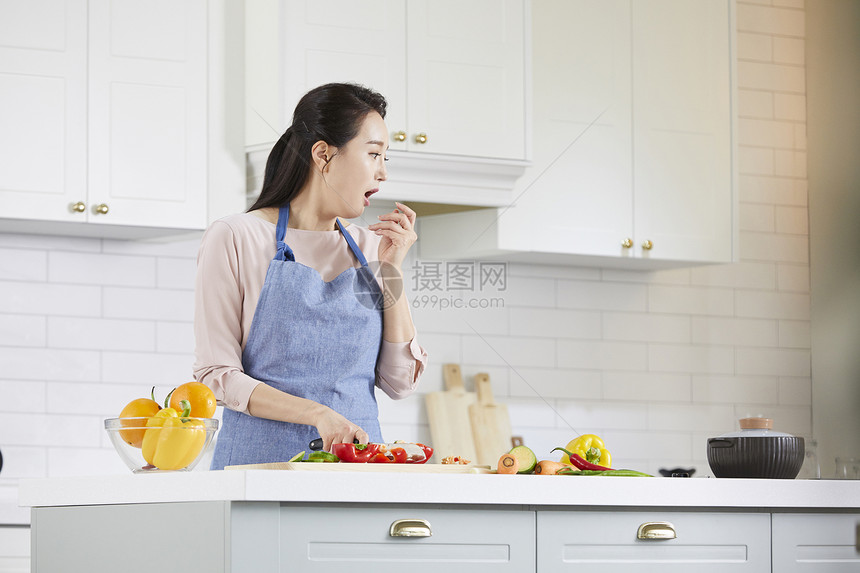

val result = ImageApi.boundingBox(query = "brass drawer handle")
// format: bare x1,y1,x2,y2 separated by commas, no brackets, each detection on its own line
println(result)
389,518,432,538
637,521,676,540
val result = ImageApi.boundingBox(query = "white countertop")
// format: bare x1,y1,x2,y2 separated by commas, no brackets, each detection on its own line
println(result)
18,469,860,511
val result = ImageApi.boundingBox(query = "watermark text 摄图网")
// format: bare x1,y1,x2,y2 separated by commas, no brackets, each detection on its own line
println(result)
409,260,507,310
411,294,505,311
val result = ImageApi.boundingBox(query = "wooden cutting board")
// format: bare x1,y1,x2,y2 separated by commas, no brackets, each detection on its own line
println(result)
424,364,478,463
469,373,513,466
224,462,492,474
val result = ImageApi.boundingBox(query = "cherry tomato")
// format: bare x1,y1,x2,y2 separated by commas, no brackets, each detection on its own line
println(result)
118,398,161,448
168,382,216,418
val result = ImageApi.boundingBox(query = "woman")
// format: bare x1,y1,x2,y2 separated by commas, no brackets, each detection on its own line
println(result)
193,83,427,470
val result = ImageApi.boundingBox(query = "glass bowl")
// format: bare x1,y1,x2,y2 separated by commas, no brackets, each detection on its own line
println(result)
105,417,219,473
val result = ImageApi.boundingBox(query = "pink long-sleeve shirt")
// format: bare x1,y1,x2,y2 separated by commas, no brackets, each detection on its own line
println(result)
193,212,427,414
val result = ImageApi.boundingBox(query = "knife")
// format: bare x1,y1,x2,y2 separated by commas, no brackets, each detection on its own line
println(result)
308,438,430,462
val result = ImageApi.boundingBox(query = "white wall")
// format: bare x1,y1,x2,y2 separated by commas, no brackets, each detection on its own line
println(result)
0,0,811,566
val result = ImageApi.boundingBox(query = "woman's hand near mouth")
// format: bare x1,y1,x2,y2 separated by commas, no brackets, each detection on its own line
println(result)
369,201,416,270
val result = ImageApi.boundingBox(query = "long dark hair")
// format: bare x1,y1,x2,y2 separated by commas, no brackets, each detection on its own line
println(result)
248,83,387,212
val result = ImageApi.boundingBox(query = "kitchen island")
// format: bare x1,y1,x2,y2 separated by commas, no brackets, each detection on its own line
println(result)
19,469,860,572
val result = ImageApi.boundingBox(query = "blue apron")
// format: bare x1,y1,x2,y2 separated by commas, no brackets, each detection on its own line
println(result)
210,205,384,469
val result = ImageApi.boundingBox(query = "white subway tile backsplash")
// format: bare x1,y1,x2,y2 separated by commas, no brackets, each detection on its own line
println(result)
601,430,693,462
0,314,45,347
736,289,810,319
0,348,100,382
157,257,196,290
48,252,156,287
774,93,806,121
794,123,807,150
555,400,649,431
737,32,773,62
739,231,809,263
738,89,773,119
499,276,556,308
649,344,735,375
46,382,174,416
0,233,99,252
0,446,47,479
736,347,811,376
462,334,555,368
739,118,796,148
649,285,734,316
0,413,101,447
779,376,811,405
775,150,807,178
101,351,194,385
733,404,811,436
47,317,155,352
557,340,648,371
0,248,46,281
103,287,194,321
603,312,690,344
692,375,779,404
775,206,809,235
690,261,776,290
602,372,692,403
773,36,805,65
47,447,129,477
510,307,601,339
557,280,648,312
506,397,566,429
738,146,774,176
648,403,736,433
737,4,805,37
778,320,811,348
777,264,809,292
410,303,509,335
738,61,806,93
600,267,691,286
0,281,101,317
508,263,599,281
739,203,775,232
508,367,602,400
739,174,807,206
0,380,46,413
692,316,778,347
102,235,202,258
156,321,195,354
773,0,804,8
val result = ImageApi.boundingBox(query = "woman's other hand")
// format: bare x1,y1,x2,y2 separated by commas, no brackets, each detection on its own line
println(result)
369,202,417,269
314,405,370,452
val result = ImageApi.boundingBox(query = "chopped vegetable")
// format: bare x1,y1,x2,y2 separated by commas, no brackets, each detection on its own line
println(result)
560,434,611,467
307,451,339,463
552,447,612,471
497,453,519,474
508,445,537,474
534,460,574,475
331,443,380,463
287,451,305,462
442,456,471,465
141,400,206,470
556,468,652,477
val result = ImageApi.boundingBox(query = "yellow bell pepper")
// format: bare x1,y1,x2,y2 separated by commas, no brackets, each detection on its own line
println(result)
560,434,611,468
141,400,206,470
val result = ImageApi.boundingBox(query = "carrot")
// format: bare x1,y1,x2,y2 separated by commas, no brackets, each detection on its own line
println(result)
534,460,573,475
497,453,519,474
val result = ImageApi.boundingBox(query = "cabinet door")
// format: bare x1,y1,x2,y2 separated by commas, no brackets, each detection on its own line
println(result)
508,0,632,256
279,504,535,572
772,513,860,572
87,0,209,229
632,0,734,262
538,510,771,572
280,0,407,150
0,0,87,221
406,0,526,160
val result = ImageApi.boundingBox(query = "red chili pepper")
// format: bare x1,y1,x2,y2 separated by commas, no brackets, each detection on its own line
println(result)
331,443,380,463
371,452,393,463
552,447,612,471
389,447,408,463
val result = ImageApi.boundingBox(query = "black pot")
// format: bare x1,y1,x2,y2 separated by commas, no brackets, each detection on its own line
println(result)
707,436,805,479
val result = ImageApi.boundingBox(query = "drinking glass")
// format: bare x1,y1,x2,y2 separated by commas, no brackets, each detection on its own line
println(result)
835,457,860,479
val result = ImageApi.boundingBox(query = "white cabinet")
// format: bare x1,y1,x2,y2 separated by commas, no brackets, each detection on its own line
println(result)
280,0,527,161
244,0,531,208
0,0,245,237
538,510,771,572
419,0,736,268
772,513,860,572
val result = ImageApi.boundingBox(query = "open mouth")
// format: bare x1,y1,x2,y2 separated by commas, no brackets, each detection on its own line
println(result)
364,188,378,206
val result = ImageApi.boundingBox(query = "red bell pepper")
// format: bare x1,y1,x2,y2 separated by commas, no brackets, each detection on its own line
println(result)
331,443,380,462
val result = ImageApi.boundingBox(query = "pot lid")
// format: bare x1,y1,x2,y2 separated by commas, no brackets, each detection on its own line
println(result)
718,417,794,438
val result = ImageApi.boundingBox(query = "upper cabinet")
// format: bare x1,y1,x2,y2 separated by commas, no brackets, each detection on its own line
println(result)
246,0,531,207
420,0,737,267
0,0,245,238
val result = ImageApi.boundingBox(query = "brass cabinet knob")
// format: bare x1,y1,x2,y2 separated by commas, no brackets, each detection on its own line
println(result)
637,521,676,540
93,203,109,215
621,238,633,249
389,519,432,538
393,130,406,142
70,201,86,213
642,240,653,250
414,132,428,144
